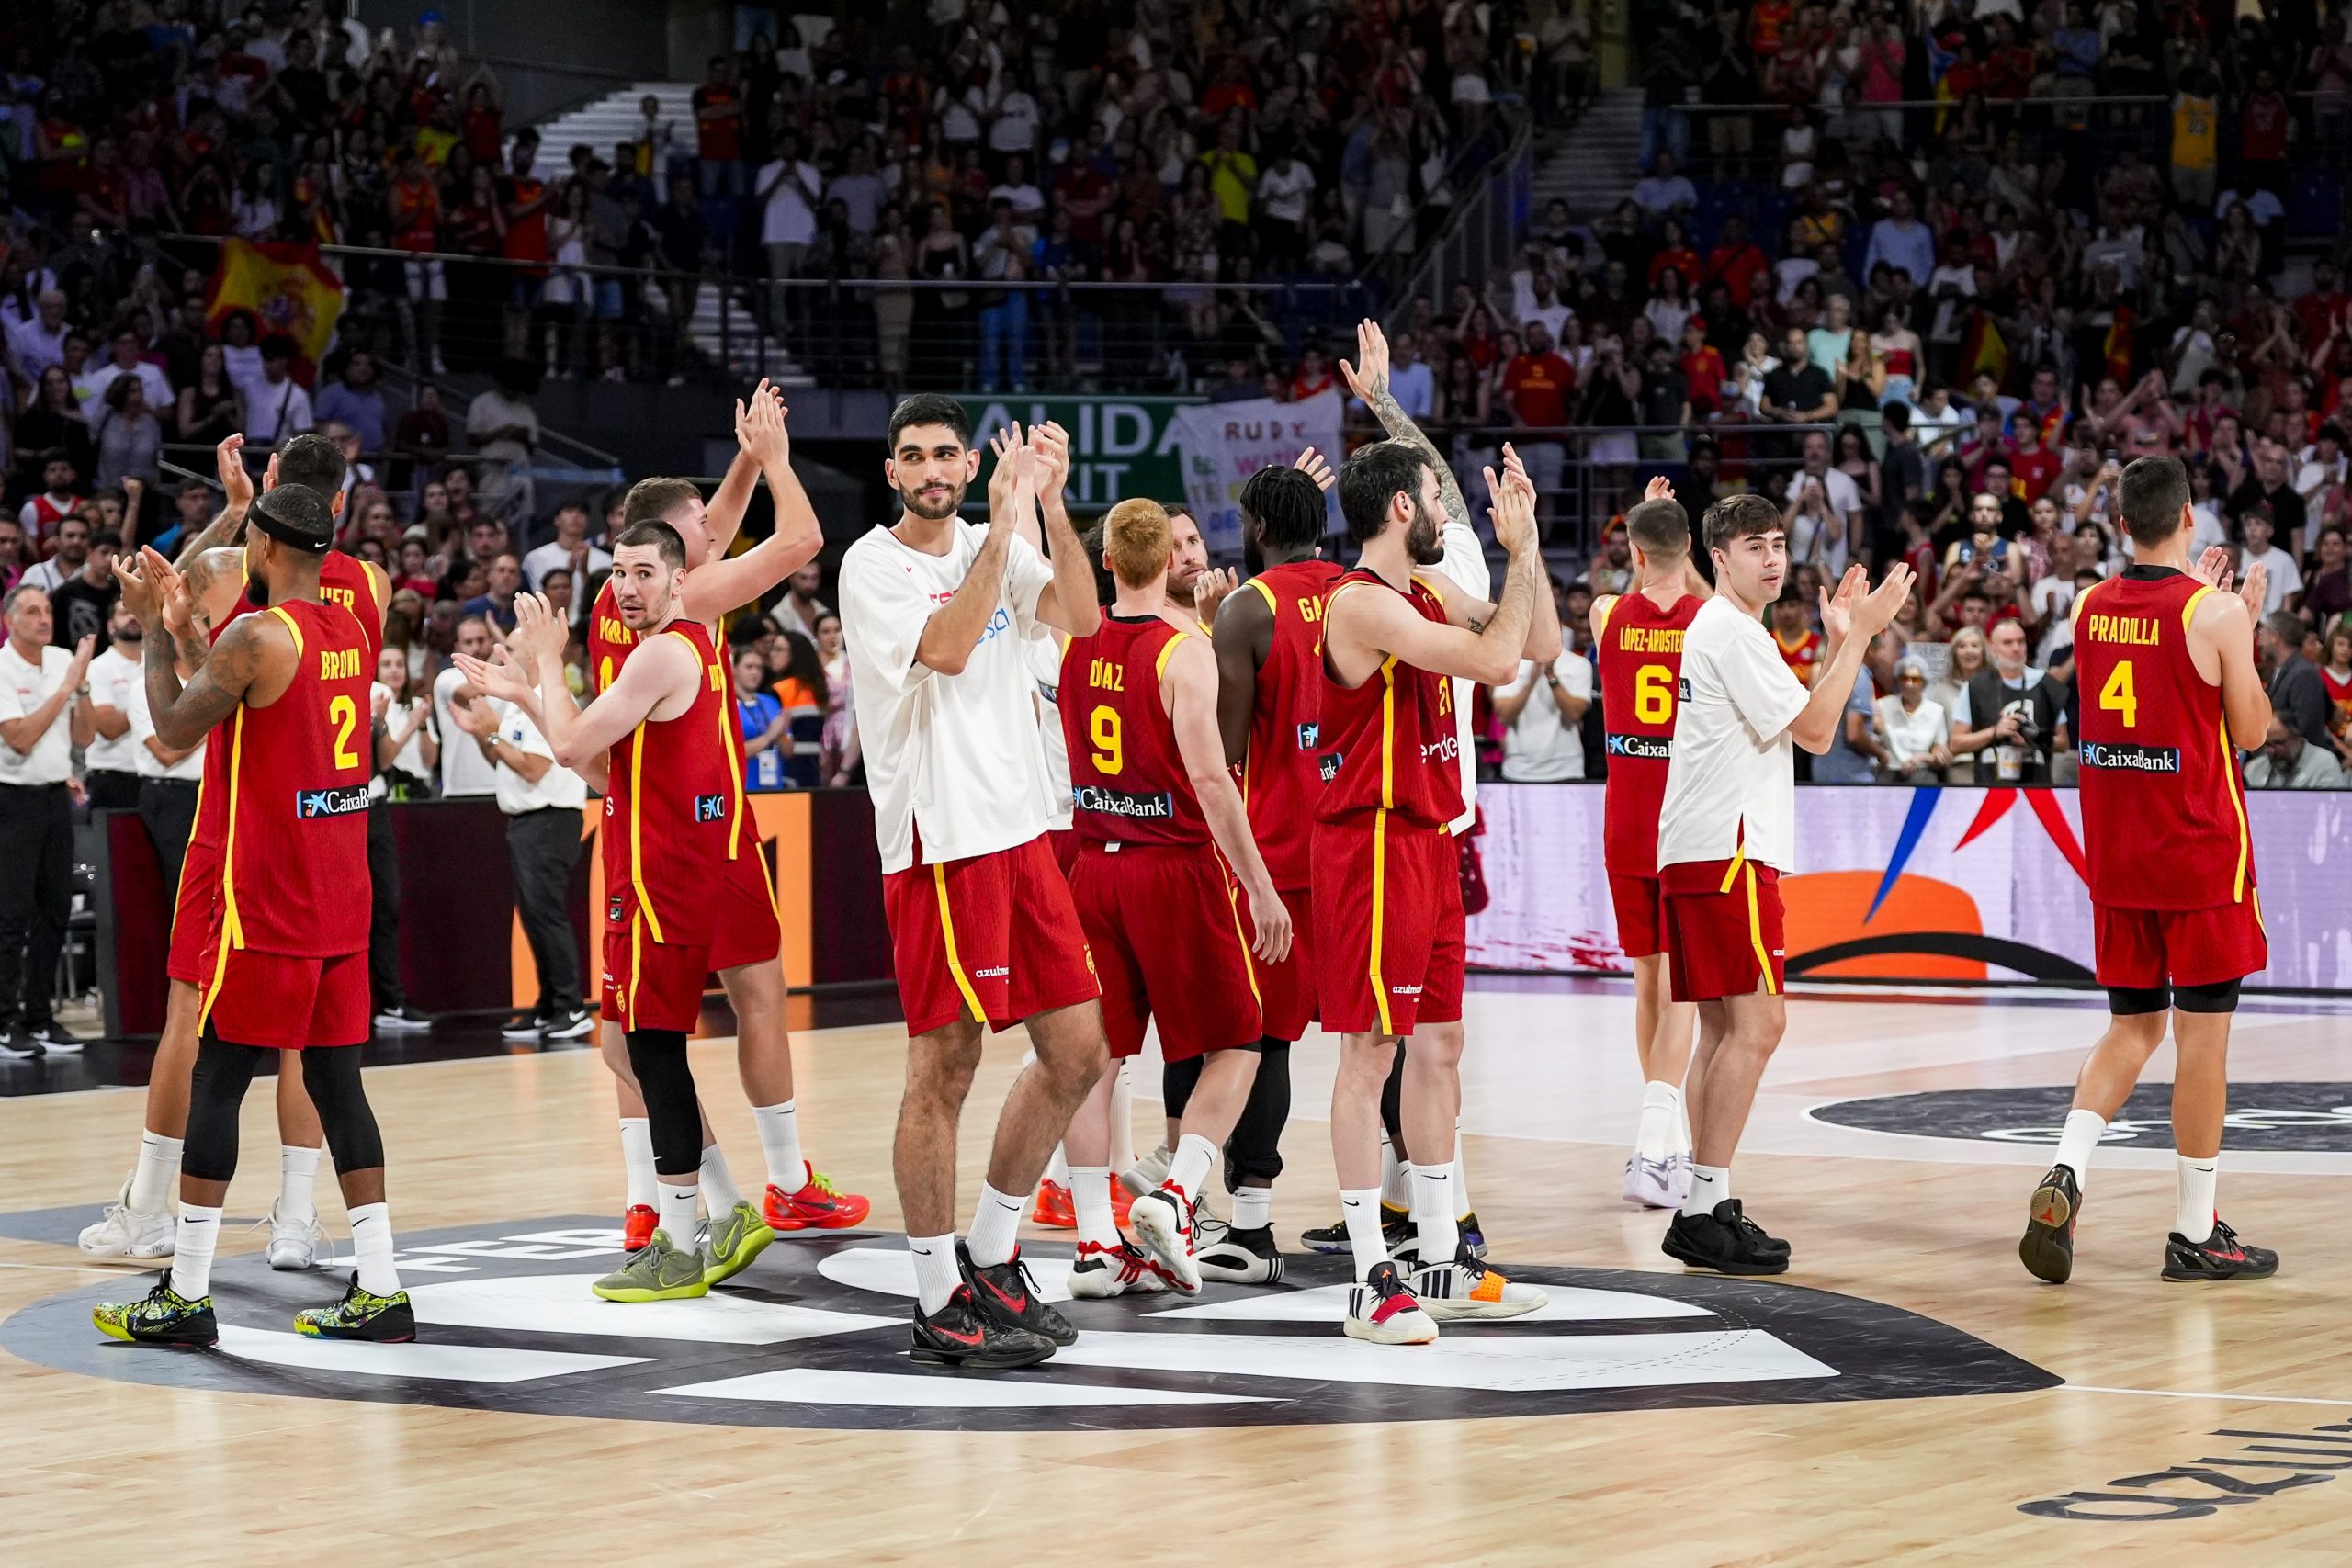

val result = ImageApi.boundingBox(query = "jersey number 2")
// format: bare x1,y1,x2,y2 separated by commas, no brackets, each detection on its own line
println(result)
1635,664,1675,724
329,694,361,769
1089,706,1123,774
2098,660,2137,728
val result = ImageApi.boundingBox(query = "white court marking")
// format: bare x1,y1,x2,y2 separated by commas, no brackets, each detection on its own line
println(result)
2062,1384,2352,1409
819,1245,1078,1303
407,1273,897,1345
1147,1281,1709,1324
1050,1328,1836,1393
661,1368,1271,1408
217,1324,646,1383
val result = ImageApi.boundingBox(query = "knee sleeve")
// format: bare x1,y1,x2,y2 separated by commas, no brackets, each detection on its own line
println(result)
1379,1048,1406,1154
184,1032,267,1183
2106,985,2171,1017
2173,977,2241,1015
1162,1056,1203,1120
1225,1038,1291,1189
300,1043,385,1172
626,1029,701,1176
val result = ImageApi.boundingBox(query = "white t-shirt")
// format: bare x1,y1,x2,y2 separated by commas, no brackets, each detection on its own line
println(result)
1427,519,1491,835
840,520,1060,874
1500,652,1594,782
1028,630,1072,831
1874,694,1946,771
2029,575,2077,666
2245,544,2301,615
1782,467,1863,523
489,698,587,816
1388,359,1436,420
84,645,143,774
1657,597,1810,873
431,665,501,797
757,159,821,246
521,539,612,602
81,360,175,426
0,641,77,785
242,377,313,445
128,671,205,781
1258,160,1316,224
370,686,434,798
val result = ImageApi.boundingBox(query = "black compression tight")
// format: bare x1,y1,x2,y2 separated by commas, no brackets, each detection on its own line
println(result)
626,1029,701,1177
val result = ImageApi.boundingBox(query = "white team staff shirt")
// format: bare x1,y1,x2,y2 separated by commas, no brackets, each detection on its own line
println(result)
1657,596,1810,874
841,519,1060,874
0,640,77,785
1424,517,1490,835
1028,629,1073,832
128,671,205,781
84,644,143,775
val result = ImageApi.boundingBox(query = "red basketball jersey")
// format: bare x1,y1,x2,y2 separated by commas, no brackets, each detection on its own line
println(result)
1316,569,1465,832
1593,589,1702,876
2071,567,2256,911
1059,613,1208,849
1242,558,1345,889
603,620,735,945
192,551,381,855
214,599,374,958
592,577,751,863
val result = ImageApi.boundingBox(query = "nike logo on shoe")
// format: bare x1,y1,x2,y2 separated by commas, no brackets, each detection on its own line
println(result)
978,1274,1028,1312
930,1323,985,1347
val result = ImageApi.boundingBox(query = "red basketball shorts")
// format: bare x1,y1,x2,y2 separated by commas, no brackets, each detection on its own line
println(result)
166,837,225,986
2093,896,2268,990
1069,841,1261,1061
1311,819,1465,1037
1608,870,1669,961
601,908,712,1033
1049,827,1080,879
200,946,370,1050
708,841,784,976
1254,886,1318,1043
1662,855,1785,1003
881,835,1101,1037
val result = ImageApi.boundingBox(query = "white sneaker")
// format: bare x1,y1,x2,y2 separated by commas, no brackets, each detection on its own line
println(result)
1120,1143,1173,1199
1410,1248,1547,1320
1343,1260,1438,1345
1128,1186,1202,1293
1196,1225,1285,1285
1622,1154,1680,1209
1668,1153,1695,1208
1066,1238,1173,1298
265,1201,325,1270
78,1176,175,1260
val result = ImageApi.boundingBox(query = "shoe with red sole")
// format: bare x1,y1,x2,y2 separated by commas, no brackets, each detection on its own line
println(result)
763,1169,871,1231
1032,1179,1076,1228
622,1204,658,1252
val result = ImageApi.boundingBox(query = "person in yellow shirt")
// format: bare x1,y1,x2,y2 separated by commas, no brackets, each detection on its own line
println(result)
2171,76,2219,209
1199,121,1258,245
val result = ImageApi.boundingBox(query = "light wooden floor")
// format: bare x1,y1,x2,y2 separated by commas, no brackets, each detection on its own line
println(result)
6,982,2352,1566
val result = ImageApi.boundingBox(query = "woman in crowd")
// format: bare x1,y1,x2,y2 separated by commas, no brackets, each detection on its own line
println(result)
1876,655,1950,784
94,375,163,491
813,610,860,786
372,642,438,801
1927,626,1987,784
733,642,791,793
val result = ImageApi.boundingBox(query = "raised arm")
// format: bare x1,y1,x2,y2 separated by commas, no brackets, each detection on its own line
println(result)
1418,446,1562,662
117,548,281,751
1788,565,1913,753
172,434,259,569
1029,429,1102,639
680,387,822,623
2193,564,2275,750
697,380,778,558
1340,318,1475,532
1211,578,1274,766
1164,635,1290,963
1330,463,1547,686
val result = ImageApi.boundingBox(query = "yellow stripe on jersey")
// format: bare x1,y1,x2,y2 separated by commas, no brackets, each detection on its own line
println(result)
1377,656,1397,810
1249,578,1278,613
1718,841,1749,895
933,863,987,1023
2221,715,2251,903
1590,594,1618,644
2069,577,2103,629
198,708,249,1032
1225,882,1261,1005
266,604,304,660
1744,864,1778,996
2180,583,2214,637
1154,628,1191,680
1369,809,1392,1036
628,726,666,944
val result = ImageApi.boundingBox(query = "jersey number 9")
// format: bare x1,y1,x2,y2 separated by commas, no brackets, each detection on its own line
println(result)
1089,705,1123,774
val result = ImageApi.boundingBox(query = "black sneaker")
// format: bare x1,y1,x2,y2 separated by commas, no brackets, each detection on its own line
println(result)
499,1008,549,1040
910,1283,1058,1369
2162,1218,2279,1281
372,1003,433,1032
0,1025,40,1059
2019,1164,2082,1284
1661,1199,1790,1276
295,1279,419,1341
27,1020,85,1055
93,1277,218,1346
1197,1223,1286,1285
1458,1210,1488,1260
1301,1203,1410,1255
958,1242,1076,1346
540,1008,596,1042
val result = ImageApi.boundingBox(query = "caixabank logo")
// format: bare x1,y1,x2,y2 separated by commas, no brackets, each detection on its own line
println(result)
3,1216,2053,1431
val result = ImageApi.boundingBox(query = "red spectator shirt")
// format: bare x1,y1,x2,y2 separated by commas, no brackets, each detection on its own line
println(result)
1647,248,1702,290
1747,0,1792,54
2241,93,2289,163
1773,626,1823,687
2009,445,2063,501
390,176,439,252
1680,346,1727,417
1501,352,1576,429
1705,242,1770,307
692,84,741,162
503,174,551,267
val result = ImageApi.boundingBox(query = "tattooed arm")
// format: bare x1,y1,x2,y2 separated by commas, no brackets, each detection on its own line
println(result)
1339,317,1473,530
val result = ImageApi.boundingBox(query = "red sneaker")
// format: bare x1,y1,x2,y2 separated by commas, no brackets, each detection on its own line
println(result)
622,1204,657,1252
1112,1183,1135,1227
1031,1179,1076,1228
763,1169,872,1231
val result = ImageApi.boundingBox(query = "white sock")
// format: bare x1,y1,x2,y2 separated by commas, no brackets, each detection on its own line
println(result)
349,1201,401,1295
1378,1131,1408,1208
1413,1163,1458,1265
1070,1165,1119,1250
1340,1186,1389,1281
1681,1163,1729,1218
1452,1121,1473,1220
1232,1184,1272,1231
909,1233,961,1314
1110,1059,1137,1169
170,1204,223,1300
277,1145,321,1223
2054,1109,2107,1185
129,1130,182,1215
699,1143,744,1213
1166,1133,1216,1205
1046,1143,1070,1186
618,1119,657,1209
967,1181,1025,1269
658,1180,700,1246
2176,1156,2219,1241
752,1100,808,1193
1636,1081,1683,1163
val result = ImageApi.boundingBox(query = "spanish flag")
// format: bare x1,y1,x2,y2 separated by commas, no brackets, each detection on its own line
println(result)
1959,306,2008,386
205,240,345,386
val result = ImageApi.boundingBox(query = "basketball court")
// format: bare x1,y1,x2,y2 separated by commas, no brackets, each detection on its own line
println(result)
7,976,2350,1563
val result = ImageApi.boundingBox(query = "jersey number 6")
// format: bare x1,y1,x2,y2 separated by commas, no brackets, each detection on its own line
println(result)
1635,663,1675,725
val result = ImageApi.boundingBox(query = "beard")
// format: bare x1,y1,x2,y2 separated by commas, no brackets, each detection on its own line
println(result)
1405,497,1444,567
115,622,143,644
899,474,967,522
1242,530,1265,577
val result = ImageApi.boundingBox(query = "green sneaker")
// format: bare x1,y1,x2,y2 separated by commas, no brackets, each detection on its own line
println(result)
296,1278,418,1341
94,1278,218,1347
593,1229,709,1302
702,1201,775,1286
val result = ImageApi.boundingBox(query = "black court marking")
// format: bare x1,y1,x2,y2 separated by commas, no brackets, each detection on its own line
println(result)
1811,1083,2352,1154
2,1214,2055,1432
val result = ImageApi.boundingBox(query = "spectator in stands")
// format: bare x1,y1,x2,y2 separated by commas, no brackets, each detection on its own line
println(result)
2260,610,2337,754
1495,645,1594,783
774,561,830,645
1877,655,1951,783
2245,715,2347,788
432,616,499,799
1631,152,1696,221
1500,321,1575,525
240,335,312,453
1951,619,2065,785
733,643,791,793
313,350,388,454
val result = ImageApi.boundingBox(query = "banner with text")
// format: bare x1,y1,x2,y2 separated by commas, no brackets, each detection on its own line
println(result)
964,394,1195,511
1170,391,1345,555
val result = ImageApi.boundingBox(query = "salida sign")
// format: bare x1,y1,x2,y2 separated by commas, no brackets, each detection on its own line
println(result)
965,394,1196,508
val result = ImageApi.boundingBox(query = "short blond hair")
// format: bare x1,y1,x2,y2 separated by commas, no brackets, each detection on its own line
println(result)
1102,497,1172,589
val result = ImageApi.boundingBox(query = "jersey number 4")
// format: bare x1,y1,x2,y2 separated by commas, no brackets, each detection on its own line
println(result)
1090,705,1123,774
1635,664,1675,725
2098,660,2137,728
